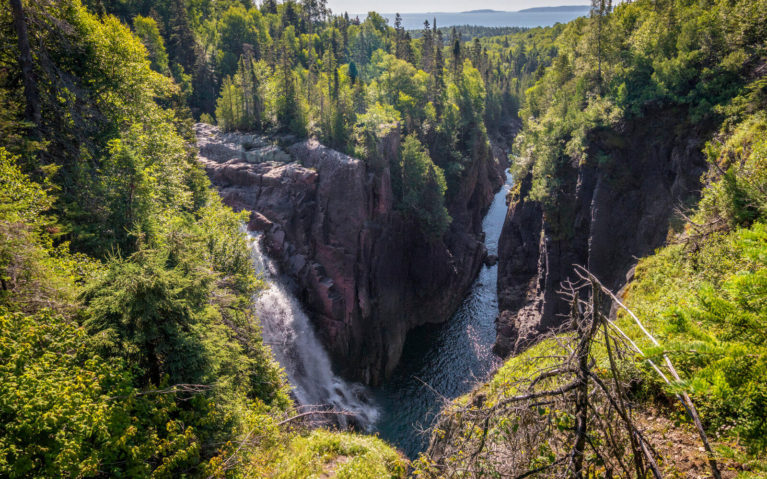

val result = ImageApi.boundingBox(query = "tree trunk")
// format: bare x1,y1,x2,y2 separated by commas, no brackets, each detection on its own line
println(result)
10,0,41,128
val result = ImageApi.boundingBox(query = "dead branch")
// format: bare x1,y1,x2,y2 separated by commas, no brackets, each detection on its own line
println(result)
574,265,721,479
276,409,357,427
420,266,723,478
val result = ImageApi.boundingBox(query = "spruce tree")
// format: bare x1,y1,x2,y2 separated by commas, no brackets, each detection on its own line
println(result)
421,20,433,73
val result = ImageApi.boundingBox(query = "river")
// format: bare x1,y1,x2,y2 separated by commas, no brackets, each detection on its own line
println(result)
372,171,511,458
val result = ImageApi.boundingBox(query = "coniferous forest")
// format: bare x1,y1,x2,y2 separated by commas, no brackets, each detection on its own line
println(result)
1,0,766,477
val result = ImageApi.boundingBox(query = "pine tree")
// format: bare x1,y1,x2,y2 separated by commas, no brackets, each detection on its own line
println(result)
402,32,414,65
239,47,265,129
421,20,434,73
10,0,40,128
167,0,196,71
451,33,462,79
191,46,218,117
276,29,304,135
394,13,410,62
261,0,278,14
471,37,482,67
302,0,328,31
433,30,445,113
348,60,358,85
282,0,302,31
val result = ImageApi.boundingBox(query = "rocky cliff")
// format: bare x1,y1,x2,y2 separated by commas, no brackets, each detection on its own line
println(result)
196,124,505,385
494,109,710,356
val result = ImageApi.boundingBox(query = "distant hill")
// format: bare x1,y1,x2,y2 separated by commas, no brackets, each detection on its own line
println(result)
377,6,591,30
517,5,591,13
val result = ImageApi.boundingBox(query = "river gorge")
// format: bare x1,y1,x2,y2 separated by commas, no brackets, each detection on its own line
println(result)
247,167,510,455
372,171,510,457
197,122,511,456
196,110,704,458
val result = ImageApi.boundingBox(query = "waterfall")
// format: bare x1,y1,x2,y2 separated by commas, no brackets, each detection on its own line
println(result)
248,232,378,430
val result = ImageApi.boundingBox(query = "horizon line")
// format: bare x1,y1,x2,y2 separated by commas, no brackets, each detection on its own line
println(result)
345,5,591,16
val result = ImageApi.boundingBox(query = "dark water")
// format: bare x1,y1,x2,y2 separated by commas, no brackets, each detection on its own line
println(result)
377,9,590,30
372,171,512,458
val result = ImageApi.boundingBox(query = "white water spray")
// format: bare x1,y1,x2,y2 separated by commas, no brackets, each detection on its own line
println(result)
248,232,378,430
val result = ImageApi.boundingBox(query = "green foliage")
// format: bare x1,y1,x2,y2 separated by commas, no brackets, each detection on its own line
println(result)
215,5,267,79
423,36,767,470
353,102,400,169
397,136,451,239
250,429,407,478
0,310,131,478
0,149,83,313
83,248,213,386
624,223,767,452
188,4,505,235
0,308,280,479
0,0,200,256
410,25,528,42
478,25,565,127
512,0,767,214
215,56,270,131
0,148,52,227
133,15,171,75
0,2,297,476
130,0,528,235
618,106,767,453
696,110,767,228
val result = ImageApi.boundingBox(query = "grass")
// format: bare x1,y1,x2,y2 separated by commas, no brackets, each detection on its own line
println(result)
246,429,407,478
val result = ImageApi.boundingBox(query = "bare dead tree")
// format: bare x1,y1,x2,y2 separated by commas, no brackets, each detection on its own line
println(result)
574,265,721,479
421,267,722,479
108,383,214,401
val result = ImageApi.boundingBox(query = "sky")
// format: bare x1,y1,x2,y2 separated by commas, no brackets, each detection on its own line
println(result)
328,0,590,15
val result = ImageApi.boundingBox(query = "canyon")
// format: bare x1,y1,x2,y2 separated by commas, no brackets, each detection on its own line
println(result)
195,106,708,405
196,123,507,385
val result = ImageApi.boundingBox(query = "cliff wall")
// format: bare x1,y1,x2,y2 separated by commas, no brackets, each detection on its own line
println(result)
196,124,505,384
495,109,710,355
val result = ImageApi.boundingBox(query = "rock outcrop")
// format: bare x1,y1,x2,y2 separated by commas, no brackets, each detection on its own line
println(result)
494,108,710,356
196,124,505,385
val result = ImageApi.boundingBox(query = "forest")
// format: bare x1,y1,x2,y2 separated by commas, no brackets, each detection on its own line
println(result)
1,0,765,477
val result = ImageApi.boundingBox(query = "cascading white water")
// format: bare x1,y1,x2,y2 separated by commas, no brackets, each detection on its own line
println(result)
248,232,378,430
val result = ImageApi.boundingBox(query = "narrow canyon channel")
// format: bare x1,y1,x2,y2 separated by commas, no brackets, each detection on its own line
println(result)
372,171,511,458
249,170,512,458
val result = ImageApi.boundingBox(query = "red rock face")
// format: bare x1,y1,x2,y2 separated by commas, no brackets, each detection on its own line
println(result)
196,124,505,385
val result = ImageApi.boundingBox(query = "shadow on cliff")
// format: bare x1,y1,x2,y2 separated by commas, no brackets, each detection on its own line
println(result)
494,107,713,356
